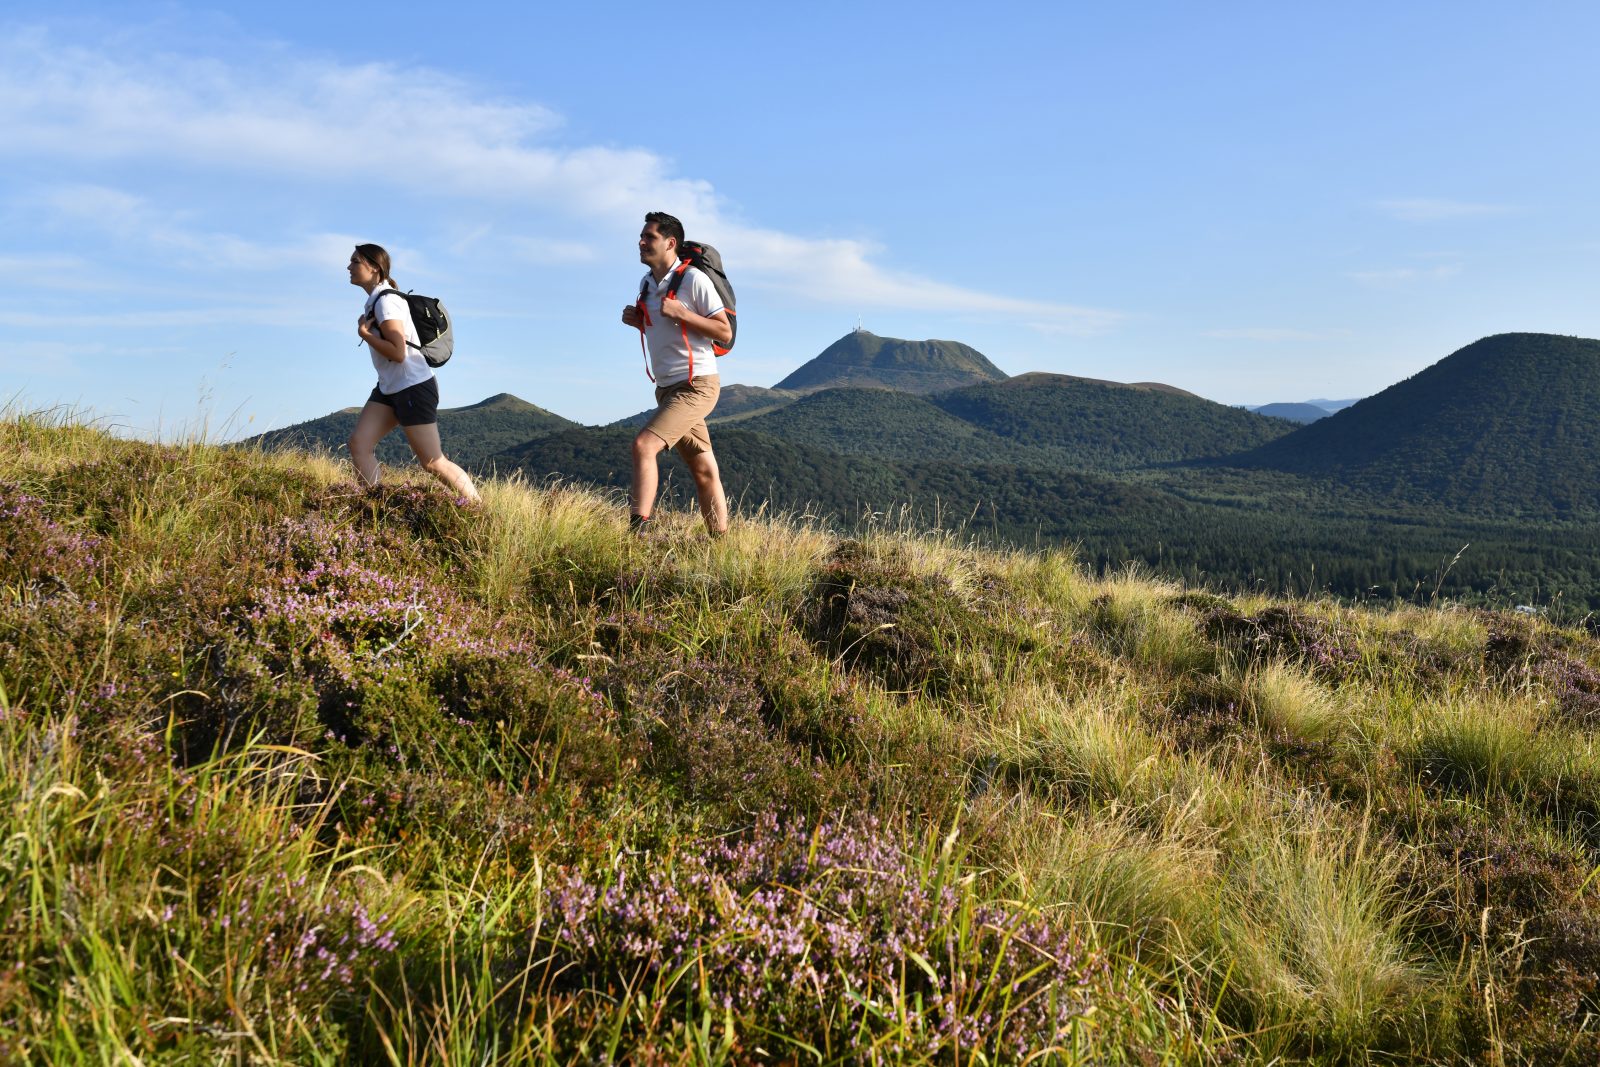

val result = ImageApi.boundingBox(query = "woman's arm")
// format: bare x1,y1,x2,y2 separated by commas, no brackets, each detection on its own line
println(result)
358,316,410,363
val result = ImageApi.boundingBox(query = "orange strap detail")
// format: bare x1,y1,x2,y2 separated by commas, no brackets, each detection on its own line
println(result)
636,295,655,383
640,261,705,384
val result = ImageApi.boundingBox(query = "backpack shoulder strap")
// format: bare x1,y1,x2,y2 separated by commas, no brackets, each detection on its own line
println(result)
664,259,692,299
369,288,425,352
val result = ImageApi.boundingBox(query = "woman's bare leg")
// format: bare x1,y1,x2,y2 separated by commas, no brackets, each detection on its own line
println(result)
348,402,399,487
402,422,481,503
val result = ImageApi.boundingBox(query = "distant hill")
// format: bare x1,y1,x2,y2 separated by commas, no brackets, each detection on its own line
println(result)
248,393,579,471
773,330,1008,395
610,384,801,429
1237,333,1600,515
736,388,1062,467
490,424,1188,541
928,373,1298,470
1307,398,1360,413
1252,402,1330,424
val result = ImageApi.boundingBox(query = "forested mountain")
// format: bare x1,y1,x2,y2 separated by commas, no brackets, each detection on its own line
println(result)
246,393,577,469
773,330,1008,394
492,425,1191,540
490,423,1600,612
735,388,1064,466
929,373,1298,470
1237,333,1600,515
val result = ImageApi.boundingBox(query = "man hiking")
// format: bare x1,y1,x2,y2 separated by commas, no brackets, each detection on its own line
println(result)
619,211,732,537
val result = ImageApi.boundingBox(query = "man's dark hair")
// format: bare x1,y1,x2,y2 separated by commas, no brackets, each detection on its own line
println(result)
644,211,685,252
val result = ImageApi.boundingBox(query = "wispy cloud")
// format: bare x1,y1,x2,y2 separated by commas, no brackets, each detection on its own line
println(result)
1202,327,1350,342
503,236,602,264
1348,264,1462,286
0,305,336,330
1376,198,1518,222
0,24,1114,325
728,227,1120,332
29,183,413,277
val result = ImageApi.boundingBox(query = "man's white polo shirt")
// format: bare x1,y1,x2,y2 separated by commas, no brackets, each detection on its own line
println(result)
638,265,725,387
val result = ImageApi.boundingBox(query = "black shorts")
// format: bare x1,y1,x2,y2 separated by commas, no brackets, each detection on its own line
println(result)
368,377,439,427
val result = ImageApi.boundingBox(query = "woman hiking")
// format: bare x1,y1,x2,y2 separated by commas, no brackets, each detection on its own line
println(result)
345,243,480,503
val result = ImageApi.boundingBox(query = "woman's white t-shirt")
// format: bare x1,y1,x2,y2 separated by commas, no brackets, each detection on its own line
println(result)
365,284,434,395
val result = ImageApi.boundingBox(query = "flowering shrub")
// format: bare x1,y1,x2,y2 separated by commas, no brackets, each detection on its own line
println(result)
799,541,1022,701
1197,603,1362,680
542,814,1103,1059
595,641,869,822
0,485,104,592
1485,621,1600,727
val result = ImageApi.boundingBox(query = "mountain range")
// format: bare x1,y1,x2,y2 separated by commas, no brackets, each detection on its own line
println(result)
249,392,577,470
246,330,1600,610
1238,333,1600,515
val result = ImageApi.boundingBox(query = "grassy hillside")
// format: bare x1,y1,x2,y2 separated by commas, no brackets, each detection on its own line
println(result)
249,392,579,470
9,414,1600,1062
1238,333,1600,514
932,373,1298,469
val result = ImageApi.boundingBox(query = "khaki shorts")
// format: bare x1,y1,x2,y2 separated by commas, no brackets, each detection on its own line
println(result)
644,376,720,458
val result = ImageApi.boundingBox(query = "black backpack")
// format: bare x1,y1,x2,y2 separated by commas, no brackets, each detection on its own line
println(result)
638,241,738,355
374,288,453,368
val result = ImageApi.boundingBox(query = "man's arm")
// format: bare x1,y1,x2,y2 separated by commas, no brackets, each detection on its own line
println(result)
659,297,732,346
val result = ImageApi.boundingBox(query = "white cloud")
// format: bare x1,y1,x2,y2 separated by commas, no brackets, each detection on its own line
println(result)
28,183,404,275
504,236,602,264
0,305,333,330
0,27,715,218
1377,198,1518,222
725,226,1120,332
1348,264,1461,285
0,339,103,375
0,23,1114,326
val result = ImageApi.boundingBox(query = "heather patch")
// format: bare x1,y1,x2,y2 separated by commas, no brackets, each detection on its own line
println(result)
1483,618,1600,728
595,639,864,822
1192,601,1363,681
1392,808,1600,1060
0,485,113,720
540,814,1110,1062
191,515,616,786
318,479,475,550
39,447,182,532
751,628,870,760
798,540,1027,699
0,484,104,593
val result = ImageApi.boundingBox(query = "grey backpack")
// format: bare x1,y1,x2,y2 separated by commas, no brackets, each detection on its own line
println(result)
374,288,453,368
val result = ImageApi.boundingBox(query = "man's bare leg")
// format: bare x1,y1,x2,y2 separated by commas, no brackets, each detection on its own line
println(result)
631,429,667,522
686,449,729,536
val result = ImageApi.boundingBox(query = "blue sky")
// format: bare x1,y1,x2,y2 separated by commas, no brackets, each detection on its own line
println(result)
6,1,1599,438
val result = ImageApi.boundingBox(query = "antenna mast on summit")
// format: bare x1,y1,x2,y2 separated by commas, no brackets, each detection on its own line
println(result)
855,315,863,333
